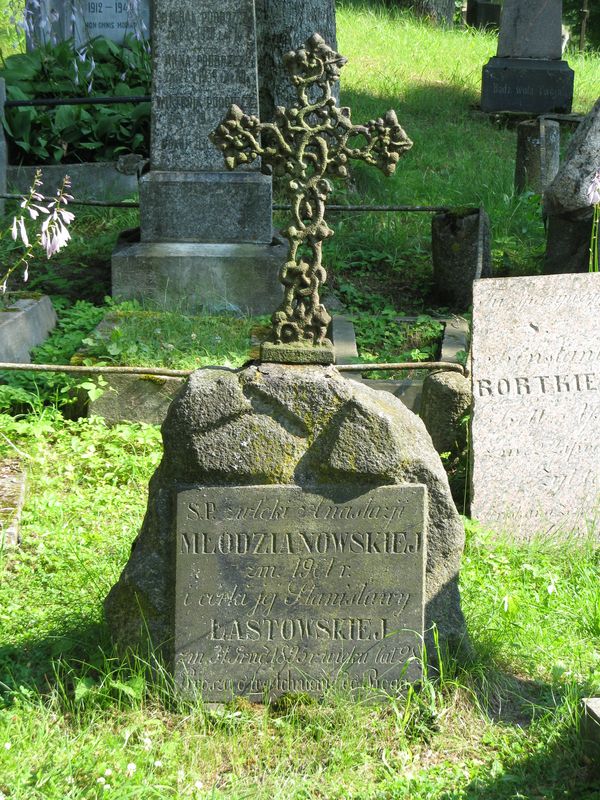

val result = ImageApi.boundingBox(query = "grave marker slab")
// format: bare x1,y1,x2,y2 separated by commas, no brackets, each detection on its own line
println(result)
175,485,426,700
481,0,573,114
25,0,151,48
471,274,600,539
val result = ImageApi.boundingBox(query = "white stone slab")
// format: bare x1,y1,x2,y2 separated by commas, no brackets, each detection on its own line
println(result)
471,273,600,539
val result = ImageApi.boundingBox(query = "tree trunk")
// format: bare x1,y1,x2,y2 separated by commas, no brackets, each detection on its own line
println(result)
255,0,338,121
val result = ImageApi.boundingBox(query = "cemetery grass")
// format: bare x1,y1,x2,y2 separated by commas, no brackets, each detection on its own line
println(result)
0,414,599,799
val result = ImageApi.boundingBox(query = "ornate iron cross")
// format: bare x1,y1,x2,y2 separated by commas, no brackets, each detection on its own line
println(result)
211,33,412,364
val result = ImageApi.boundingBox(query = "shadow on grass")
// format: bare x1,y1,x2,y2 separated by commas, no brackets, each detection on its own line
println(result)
440,652,599,800
0,617,111,702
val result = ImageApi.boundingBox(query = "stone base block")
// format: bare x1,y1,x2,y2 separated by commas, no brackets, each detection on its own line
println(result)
0,295,57,363
88,374,185,426
261,338,335,364
139,171,273,244
582,698,600,776
481,57,574,114
111,234,286,315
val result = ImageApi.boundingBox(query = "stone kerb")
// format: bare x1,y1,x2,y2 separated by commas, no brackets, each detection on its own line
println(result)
0,296,57,363
104,364,468,678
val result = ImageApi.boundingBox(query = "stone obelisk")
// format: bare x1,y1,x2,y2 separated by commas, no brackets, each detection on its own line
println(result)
112,0,284,314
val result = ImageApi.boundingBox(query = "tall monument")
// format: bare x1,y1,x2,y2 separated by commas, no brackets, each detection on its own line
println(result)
112,0,285,314
481,0,574,114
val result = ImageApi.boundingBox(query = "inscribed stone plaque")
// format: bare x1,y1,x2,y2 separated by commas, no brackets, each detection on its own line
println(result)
25,0,151,48
74,0,151,46
175,485,427,701
151,0,260,171
471,274,600,538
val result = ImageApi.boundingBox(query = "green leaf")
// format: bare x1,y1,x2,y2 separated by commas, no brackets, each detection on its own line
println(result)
108,677,144,700
74,677,96,703
53,104,80,130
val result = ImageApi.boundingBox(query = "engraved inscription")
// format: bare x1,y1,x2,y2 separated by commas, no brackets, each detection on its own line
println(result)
74,0,150,45
471,274,600,538
151,0,260,170
174,486,427,701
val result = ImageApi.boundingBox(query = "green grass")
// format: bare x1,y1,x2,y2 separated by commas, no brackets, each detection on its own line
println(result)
0,412,598,799
78,304,266,370
1,7,600,799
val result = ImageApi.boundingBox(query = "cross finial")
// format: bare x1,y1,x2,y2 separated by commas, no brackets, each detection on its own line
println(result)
211,33,413,364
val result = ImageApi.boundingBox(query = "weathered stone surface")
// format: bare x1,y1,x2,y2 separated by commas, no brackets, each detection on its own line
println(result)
73,0,151,46
481,57,574,114
0,296,57,363
261,340,335,365
175,485,426,700
25,0,151,47
582,698,600,776
112,236,286,315
88,374,184,426
139,172,273,245
112,0,279,313
515,118,561,195
151,0,260,173
497,0,563,59
432,208,492,309
105,364,467,670
8,162,140,204
421,371,471,456
471,274,600,539
544,97,600,216
543,98,600,274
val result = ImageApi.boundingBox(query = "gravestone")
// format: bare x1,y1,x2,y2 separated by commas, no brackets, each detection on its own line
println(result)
104,364,467,700
176,484,426,698
543,97,600,274
24,0,152,48
481,0,574,114
466,1,501,30
111,0,286,314
105,36,468,701
471,273,600,539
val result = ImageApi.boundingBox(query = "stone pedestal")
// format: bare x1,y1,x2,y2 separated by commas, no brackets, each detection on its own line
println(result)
112,235,286,315
481,0,574,114
481,57,574,114
112,0,284,314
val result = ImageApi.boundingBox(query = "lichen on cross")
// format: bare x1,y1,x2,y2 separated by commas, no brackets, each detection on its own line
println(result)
211,33,412,364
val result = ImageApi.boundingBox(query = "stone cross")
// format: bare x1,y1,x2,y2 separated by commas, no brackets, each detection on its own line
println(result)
211,33,412,364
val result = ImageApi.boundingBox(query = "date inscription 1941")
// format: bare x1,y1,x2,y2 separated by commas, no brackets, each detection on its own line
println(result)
174,485,427,701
